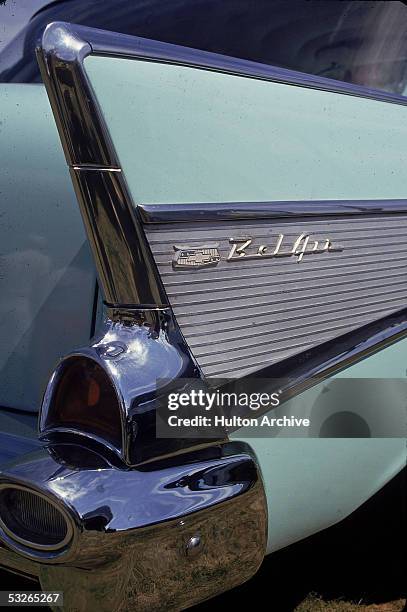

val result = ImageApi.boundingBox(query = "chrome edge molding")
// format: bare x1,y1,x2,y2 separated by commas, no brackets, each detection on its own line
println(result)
140,199,407,223
86,22,407,107
36,21,168,309
36,22,215,463
241,308,407,424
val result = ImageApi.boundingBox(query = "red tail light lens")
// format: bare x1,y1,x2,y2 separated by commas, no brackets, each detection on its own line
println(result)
46,357,122,449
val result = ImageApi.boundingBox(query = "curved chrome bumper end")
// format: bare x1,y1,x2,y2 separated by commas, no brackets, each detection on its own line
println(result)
0,444,267,611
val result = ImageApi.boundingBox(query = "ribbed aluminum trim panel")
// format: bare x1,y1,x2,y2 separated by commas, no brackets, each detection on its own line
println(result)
145,215,407,378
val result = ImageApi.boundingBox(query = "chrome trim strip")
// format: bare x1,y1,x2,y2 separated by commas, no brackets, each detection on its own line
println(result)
106,305,172,313
250,308,407,419
36,25,113,167
84,24,407,108
68,167,168,307
178,309,407,435
140,199,407,223
37,22,168,308
71,166,121,172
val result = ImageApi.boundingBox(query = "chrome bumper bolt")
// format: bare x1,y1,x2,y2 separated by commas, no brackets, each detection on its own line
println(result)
186,535,202,558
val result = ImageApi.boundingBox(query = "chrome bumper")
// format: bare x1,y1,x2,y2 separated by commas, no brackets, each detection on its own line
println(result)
0,442,267,611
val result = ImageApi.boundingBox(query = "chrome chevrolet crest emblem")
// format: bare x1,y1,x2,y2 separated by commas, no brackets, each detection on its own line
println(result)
227,234,343,263
173,244,221,269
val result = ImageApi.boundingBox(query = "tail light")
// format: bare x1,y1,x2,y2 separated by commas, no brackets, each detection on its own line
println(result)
42,357,123,451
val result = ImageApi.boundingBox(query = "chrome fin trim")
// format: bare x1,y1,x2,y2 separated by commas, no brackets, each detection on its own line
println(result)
140,199,407,223
37,22,168,308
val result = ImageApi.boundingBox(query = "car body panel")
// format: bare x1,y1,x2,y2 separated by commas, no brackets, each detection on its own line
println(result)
0,409,39,466
84,55,407,204
245,437,405,554
0,20,405,609
78,43,407,554
0,84,96,412
231,336,407,551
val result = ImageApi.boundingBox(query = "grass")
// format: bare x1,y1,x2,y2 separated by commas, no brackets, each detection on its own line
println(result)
295,594,406,612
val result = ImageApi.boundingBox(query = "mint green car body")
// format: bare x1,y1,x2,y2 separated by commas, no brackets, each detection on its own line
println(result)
86,54,407,553
0,55,405,560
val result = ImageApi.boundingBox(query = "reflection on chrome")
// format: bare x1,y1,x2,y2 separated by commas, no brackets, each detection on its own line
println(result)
0,441,267,611
39,308,207,466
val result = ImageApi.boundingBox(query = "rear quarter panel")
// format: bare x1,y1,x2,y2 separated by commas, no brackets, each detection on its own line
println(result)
0,84,96,412
83,53,407,552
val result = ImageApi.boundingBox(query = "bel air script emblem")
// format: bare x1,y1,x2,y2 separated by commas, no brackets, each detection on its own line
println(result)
173,244,221,269
228,233,343,263
172,234,343,269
